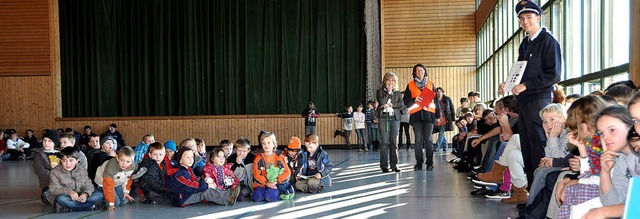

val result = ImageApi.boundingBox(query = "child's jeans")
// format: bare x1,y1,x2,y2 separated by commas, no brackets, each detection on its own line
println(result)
355,129,367,148
54,191,104,212
98,185,128,206
276,181,294,196
252,186,279,202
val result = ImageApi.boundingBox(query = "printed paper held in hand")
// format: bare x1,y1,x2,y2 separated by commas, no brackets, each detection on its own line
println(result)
503,61,527,92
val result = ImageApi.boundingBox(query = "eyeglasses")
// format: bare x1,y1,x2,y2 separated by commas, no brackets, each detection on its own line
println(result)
633,119,640,125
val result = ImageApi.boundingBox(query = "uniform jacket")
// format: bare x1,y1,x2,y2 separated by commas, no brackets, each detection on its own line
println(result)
517,27,561,102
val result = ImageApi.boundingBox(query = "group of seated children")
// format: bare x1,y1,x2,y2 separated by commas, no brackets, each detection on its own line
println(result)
31,130,333,213
446,83,640,218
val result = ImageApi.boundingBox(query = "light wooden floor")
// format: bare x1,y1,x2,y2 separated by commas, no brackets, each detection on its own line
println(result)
0,149,518,219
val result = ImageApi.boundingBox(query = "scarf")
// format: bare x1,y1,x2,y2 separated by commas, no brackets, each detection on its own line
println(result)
585,133,603,176
414,77,426,89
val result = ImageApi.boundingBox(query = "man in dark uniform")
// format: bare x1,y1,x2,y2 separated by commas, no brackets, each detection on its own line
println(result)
499,0,561,188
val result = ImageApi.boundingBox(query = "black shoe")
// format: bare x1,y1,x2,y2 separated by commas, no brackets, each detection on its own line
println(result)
413,164,422,171
392,168,401,172
426,165,434,171
382,168,390,173
470,187,493,196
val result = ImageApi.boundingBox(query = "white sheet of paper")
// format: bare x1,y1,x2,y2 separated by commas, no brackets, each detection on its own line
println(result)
504,61,527,92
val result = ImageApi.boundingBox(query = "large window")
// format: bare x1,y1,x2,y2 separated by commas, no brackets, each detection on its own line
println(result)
476,0,630,100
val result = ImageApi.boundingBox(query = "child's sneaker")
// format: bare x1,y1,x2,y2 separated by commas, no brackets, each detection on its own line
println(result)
358,149,363,152
227,186,240,205
93,202,105,211
279,193,290,200
54,201,69,213
308,186,322,193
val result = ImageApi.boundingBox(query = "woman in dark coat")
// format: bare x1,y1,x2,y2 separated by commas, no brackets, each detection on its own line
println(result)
434,87,456,152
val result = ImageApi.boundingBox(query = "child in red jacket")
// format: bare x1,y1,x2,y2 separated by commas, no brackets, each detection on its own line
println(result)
203,148,240,192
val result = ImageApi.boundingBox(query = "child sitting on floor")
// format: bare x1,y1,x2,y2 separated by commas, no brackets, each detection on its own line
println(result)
136,142,170,204
166,147,240,207
227,137,255,201
49,147,104,213
203,148,240,202
32,130,61,205
252,132,294,201
94,146,137,210
295,134,333,193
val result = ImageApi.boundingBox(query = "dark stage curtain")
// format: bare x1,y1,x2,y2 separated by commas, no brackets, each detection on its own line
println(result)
59,0,366,117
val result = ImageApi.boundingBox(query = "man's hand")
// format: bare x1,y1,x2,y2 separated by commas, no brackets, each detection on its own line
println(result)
511,84,527,95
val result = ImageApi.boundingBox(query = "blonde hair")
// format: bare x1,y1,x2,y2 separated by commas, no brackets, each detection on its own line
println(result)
260,132,278,152
382,72,399,90
538,103,566,120
305,134,320,145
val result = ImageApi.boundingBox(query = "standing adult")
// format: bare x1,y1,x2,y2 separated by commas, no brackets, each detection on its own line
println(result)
301,102,320,135
499,0,561,186
403,64,441,171
434,87,456,152
376,72,405,173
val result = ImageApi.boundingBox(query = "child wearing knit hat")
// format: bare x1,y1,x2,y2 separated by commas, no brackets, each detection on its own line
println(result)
284,137,302,187
32,129,62,205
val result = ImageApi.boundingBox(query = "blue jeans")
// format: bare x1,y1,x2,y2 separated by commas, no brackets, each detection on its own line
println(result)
98,185,126,206
355,129,367,149
305,126,316,135
366,124,374,149
276,181,294,195
55,191,104,212
435,125,447,150
252,187,279,202
378,117,400,169
487,142,508,171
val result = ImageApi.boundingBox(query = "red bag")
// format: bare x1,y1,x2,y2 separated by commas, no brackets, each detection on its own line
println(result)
435,113,446,127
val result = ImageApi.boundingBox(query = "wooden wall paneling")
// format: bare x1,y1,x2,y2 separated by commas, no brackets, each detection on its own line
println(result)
51,116,348,148
0,0,51,76
381,0,476,68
